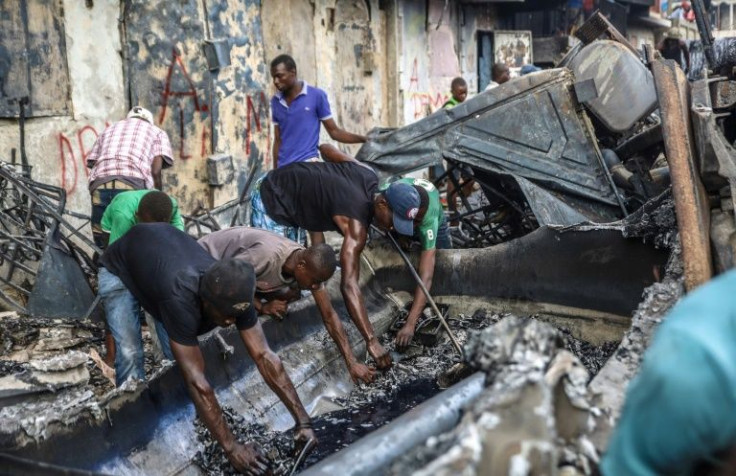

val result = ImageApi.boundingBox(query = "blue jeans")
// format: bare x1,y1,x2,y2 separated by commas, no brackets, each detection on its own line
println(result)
435,216,452,249
91,186,134,248
98,267,172,386
250,176,306,244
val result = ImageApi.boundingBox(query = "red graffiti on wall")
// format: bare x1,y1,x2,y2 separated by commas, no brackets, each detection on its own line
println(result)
158,48,210,160
57,123,108,195
58,134,78,195
201,126,210,158
409,91,449,119
159,48,208,124
245,92,270,160
406,57,449,119
409,58,420,92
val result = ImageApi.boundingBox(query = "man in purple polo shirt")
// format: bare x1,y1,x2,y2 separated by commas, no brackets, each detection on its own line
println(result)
270,54,366,168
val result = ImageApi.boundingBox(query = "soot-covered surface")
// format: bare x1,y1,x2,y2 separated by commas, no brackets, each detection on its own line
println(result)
192,308,620,475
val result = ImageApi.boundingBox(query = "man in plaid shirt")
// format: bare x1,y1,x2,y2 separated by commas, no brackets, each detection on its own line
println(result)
87,106,173,248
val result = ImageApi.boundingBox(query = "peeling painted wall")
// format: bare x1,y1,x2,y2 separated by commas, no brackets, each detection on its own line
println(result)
459,5,500,95
0,0,126,220
0,0,498,219
262,0,386,156
124,0,269,211
398,1,466,125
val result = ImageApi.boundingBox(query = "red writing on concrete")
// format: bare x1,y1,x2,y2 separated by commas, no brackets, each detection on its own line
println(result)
159,48,208,124
245,91,270,162
407,57,449,119
58,123,108,195
159,48,210,160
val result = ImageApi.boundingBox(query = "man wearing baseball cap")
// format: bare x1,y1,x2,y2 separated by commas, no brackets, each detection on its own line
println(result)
254,145,449,369
375,178,451,348
101,223,315,475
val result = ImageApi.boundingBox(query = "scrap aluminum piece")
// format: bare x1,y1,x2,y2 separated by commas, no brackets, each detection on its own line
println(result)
651,59,713,291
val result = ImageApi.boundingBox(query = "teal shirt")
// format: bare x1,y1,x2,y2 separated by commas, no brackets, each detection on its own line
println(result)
601,270,736,475
101,190,184,244
382,177,442,250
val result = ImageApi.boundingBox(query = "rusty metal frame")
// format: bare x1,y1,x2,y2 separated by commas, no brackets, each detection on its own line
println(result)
0,162,99,312
651,58,713,290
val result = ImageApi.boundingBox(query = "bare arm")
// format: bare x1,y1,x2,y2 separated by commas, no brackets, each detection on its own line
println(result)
238,320,311,426
151,156,163,190
312,287,375,383
322,118,366,144
396,249,436,347
335,216,391,369
170,341,268,473
319,144,358,164
272,126,281,170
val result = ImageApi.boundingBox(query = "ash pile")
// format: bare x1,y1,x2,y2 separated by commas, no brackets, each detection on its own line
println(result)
389,251,684,476
192,305,621,475
0,313,110,402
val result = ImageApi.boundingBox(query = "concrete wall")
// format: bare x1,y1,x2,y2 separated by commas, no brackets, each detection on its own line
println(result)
459,5,499,95
123,0,270,211
0,0,126,218
0,0,500,217
396,1,498,125
262,0,387,155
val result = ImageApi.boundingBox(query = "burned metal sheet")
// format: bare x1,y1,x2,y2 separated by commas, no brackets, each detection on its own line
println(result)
441,70,620,208
651,59,713,291
690,77,736,273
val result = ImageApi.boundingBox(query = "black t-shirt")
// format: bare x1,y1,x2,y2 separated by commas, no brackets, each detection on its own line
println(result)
100,223,257,346
261,162,378,232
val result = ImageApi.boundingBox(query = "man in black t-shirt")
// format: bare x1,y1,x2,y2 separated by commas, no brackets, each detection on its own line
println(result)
102,223,316,475
256,159,425,371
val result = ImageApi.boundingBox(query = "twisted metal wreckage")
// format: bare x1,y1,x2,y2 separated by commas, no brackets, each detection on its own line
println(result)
1,11,736,475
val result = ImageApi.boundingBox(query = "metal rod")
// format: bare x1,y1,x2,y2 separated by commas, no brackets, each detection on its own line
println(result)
372,225,463,355
230,162,259,227
692,0,716,68
289,437,317,476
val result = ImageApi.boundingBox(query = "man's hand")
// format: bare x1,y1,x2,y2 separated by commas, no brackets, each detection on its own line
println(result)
367,337,392,370
262,299,288,320
294,426,318,457
225,442,270,476
348,361,376,384
395,322,417,348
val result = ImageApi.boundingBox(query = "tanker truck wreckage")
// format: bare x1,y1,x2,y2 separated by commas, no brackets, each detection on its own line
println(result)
2,13,736,475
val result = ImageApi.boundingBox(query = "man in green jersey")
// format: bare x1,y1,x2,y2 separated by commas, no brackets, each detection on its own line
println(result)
308,144,452,349
380,177,452,347
98,190,184,385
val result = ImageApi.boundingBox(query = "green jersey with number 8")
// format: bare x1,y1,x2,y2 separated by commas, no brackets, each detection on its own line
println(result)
381,177,442,250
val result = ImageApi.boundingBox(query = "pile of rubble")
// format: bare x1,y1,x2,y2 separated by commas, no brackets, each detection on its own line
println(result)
0,313,110,400
389,247,684,476
192,306,621,475
0,311,168,412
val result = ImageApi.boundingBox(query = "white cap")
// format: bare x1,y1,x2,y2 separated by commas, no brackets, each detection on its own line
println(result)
127,106,154,124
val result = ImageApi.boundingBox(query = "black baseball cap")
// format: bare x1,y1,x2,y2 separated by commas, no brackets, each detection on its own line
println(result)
199,259,258,328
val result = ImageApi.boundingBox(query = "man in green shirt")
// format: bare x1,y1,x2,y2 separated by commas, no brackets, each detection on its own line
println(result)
379,178,452,347
100,189,184,246
98,190,183,385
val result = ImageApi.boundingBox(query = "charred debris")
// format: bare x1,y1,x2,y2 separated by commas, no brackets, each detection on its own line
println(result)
0,11,734,476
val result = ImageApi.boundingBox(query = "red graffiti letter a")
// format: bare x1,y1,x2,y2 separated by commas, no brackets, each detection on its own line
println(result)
159,48,207,124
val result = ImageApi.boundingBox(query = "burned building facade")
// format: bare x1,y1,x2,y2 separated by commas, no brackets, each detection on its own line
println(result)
0,0,674,217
